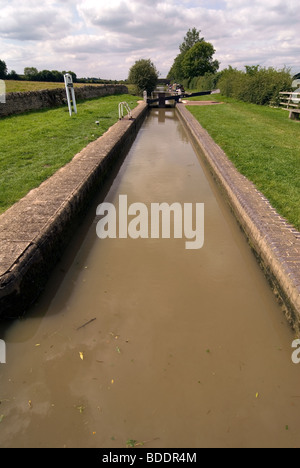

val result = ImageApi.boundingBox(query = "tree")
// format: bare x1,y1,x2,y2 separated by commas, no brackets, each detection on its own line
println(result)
245,65,260,76
179,28,204,54
6,70,20,80
167,53,185,82
168,28,217,82
24,67,38,80
128,59,159,95
181,41,219,79
0,60,8,79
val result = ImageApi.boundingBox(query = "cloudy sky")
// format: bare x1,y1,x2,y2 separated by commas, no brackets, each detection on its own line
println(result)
0,0,299,80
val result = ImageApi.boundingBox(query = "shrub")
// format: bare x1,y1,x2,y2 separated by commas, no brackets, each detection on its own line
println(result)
218,66,292,105
128,59,159,95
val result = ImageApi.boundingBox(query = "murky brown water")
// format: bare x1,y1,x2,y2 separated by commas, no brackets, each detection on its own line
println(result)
1,109,300,448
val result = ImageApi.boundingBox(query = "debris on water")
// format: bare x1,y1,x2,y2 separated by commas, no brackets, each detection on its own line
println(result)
76,405,85,414
126,439,138,448
79,352,84,361
76,318,97,331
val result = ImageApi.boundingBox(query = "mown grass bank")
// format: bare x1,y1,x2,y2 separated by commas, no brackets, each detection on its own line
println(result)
186,95,300,231
0,94,140,213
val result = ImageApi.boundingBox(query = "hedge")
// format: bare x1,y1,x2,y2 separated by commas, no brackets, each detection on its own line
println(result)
217,67,292,106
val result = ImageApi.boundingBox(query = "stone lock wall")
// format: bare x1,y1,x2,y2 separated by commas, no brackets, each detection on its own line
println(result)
0,84,128,118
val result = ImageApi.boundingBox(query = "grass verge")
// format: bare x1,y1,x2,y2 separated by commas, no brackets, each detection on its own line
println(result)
186,95,300,231
0,94,140,213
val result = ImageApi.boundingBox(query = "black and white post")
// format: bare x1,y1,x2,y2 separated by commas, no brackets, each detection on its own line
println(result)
64,73,77,116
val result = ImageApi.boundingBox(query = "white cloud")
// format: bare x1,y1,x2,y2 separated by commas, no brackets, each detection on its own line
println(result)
0,0,299,79
0,0,74,41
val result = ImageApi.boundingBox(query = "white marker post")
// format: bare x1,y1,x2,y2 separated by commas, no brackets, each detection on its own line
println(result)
0,339,6,364
0,79,6,104
64,73,77,116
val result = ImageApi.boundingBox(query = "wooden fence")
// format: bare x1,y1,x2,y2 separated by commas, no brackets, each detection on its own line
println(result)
279,91,300,120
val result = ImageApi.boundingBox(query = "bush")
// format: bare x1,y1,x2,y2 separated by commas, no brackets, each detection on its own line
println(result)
128,59,159,95
218,66,292,105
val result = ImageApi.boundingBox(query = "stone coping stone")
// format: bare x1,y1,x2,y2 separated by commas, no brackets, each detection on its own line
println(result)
176,103,300,332
0,102,148,319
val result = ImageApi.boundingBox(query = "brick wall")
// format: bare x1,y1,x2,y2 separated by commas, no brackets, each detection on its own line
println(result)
0,84,128,117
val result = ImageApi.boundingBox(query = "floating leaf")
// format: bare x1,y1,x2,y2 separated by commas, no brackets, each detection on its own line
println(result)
76,405,85,414
0,415,4,423
116,346,121,354
126,439,137,448
79,352,84,361
256,393,259,399
126,439,144,448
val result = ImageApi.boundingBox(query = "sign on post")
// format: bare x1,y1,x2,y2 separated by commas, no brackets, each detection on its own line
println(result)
64,73,77,116
0,80,6,104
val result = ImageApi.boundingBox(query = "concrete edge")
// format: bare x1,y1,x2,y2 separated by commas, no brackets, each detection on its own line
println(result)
176,103,300,332
0,102,148,319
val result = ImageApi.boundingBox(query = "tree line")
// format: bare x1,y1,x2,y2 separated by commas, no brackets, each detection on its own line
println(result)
128,28,220,96
128,28,294,107
0,61,122,84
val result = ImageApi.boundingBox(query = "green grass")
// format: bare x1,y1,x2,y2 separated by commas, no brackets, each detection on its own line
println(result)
0,94,140,213
4,80,106,93
186,95,300,231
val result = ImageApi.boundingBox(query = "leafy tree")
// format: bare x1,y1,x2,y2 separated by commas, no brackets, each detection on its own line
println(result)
179,28,204,54
6,70,20,80
181,41,219,79
128,59,159,95
24,67,38,80
245,65,260,76
0,60,8,79
37,69,54,81
167,28,218,82
167,53,185,81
